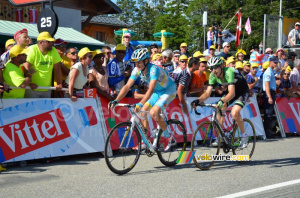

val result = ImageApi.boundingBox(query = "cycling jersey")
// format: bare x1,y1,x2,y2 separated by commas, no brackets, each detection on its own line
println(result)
130,63,175,92
209,67,249,107
130,63,176,110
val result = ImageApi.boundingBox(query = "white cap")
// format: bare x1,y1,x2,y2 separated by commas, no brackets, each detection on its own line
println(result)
295,22,300,26
223,42,229,48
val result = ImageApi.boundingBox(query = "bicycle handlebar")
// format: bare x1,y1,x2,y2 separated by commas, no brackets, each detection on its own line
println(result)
191,103,221,115
112,103,149,120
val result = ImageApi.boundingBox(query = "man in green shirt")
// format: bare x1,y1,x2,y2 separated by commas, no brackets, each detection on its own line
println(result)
23,31,62,98
192,57,250,149
3,45,36,98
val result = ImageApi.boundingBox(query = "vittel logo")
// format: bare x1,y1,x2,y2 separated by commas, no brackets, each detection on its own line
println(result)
0,109,70,162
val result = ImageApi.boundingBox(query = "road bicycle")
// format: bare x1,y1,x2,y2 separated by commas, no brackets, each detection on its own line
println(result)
104,103,187,175
191,103,256,170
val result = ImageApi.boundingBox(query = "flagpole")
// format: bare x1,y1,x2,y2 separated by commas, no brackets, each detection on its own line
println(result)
241,29,245,49
224,7,242,30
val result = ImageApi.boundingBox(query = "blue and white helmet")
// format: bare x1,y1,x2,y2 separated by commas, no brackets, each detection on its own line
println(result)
131,48,149,62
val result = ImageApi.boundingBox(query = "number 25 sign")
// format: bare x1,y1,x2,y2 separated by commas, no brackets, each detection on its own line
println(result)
37,8,58,37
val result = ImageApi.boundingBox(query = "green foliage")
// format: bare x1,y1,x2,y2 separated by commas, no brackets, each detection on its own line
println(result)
115,0,300,53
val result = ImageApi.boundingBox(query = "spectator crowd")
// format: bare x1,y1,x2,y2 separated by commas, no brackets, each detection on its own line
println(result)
1,27,300,138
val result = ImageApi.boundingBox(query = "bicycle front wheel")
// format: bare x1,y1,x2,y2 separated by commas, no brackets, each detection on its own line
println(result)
232,118,256,163
192,121,221,170
104,121,141,175
157,119,187,167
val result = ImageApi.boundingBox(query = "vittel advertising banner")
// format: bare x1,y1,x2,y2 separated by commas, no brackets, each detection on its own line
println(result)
0,98,105,163
275,97,300,133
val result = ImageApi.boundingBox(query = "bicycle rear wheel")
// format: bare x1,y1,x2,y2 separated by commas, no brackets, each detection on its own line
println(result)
104,122,141,175
232,118,256,163
157,119,187,167
192,121,221,170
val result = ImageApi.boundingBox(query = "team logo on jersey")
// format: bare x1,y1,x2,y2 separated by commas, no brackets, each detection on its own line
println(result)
111,62,117,74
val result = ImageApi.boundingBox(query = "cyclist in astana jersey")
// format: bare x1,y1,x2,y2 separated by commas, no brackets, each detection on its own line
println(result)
108,48,177,151
192,56,250,149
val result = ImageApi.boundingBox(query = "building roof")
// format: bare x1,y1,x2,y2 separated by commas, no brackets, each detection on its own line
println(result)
81,15,129,28
0,20,105,47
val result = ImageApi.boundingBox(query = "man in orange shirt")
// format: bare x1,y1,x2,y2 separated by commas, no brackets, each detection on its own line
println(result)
190,58,208,97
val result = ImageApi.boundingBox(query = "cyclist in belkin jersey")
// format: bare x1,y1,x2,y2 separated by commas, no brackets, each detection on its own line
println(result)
192,57,250,148
109,48,177,151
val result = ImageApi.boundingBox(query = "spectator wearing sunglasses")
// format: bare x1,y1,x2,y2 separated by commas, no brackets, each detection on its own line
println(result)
150,43,159,60
262,48,273,64
23,31,62,98
88,50,115,101
65,47,93,101
245,62,259,95
175,57,200,114
218,42,232,60
173,55,188,80
277,66,292,97
102,46,113,66
107,44,130,93
66,47,78,66
54,39,71,97
172,50,181,69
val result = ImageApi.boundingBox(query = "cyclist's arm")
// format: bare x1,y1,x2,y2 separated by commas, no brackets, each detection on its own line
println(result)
139,79,156,105
221,84,235,104
199,85,213,102
115,78,135,102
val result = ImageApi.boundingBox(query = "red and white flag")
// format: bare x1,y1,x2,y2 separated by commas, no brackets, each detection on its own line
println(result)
15,9,23,22
245,17,252,35
235,9,242,47
29,9,38,24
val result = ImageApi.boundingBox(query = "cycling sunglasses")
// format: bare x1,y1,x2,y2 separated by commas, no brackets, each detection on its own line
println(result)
210,65,221,71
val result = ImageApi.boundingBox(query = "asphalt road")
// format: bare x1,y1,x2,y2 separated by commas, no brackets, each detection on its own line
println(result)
1,136,300,198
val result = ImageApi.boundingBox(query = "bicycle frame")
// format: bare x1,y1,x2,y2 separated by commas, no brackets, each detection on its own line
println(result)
113,104,171,153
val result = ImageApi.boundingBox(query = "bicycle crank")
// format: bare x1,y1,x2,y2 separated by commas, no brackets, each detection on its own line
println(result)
145,147,155,157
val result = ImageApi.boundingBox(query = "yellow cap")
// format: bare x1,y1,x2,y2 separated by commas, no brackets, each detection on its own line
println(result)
78,47,93,59
199,57,207,63
116,44,126,51
243,61,250,67
180,43,187,47
9,45,29,58
262,61,269,69
93,49,105,57
220,57,226,62
5,39,15,48
226,56,236,65
152,53,162,61
235,61,244,69
209,45,216,50
235,49,247,57
286,66,292,72
37,31,55,42
251,62,259,68
193,51,203,57
179,55,188,60
209,27,212,30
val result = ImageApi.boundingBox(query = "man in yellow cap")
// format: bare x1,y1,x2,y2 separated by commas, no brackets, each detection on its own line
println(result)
193,51,203,59
207,45,216,60
180,43,189,57
3,45,37,98
23,31,62,98
173,54,188,80
226,56,236,68
245,62,259,95
1,39,15,64
107,44,131,93
242,60,251,76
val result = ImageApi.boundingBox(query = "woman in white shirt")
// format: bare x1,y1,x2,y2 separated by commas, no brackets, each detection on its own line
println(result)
65,47,93,102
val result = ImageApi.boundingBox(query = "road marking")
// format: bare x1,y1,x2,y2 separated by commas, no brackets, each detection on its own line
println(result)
217,179,300,198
